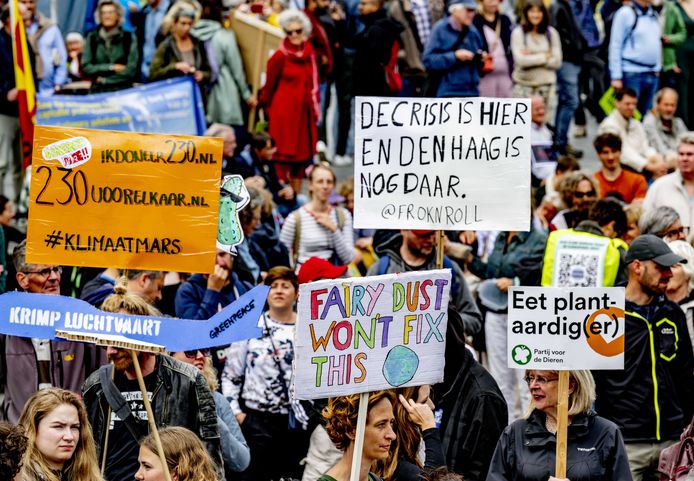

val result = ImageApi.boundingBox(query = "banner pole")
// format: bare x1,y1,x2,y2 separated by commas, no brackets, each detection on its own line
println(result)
130,351,173,481
436,230,444,269
555,371,570,478
100,362,115,474
349,392,370,481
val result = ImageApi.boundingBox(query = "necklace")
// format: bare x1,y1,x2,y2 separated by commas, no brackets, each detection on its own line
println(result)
545,416,557,434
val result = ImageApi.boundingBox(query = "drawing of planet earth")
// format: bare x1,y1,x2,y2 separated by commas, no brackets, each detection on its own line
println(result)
383,345,419,386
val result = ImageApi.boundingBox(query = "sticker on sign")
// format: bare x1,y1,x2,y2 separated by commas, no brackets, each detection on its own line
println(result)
42,136,92,169
507,287,625,370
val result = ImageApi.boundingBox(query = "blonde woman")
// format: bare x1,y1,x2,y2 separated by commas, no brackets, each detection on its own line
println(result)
135,426,219,481
487,370,632,481
18,388,103,481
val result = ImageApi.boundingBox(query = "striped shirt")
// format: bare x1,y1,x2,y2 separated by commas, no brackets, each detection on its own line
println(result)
279,206,355,267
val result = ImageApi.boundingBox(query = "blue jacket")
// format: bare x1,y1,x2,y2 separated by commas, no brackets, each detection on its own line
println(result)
175,273,251,320
608,3,661,80
423,18,483,97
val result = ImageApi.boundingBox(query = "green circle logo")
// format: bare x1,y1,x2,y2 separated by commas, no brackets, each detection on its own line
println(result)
511,344,532,365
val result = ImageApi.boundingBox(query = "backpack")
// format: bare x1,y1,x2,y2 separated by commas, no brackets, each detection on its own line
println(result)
376,255,460,301
384,40,403,94
291,207,346,266
658,415,694,480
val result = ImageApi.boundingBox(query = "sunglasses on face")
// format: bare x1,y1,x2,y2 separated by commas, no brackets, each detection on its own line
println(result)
184,348,211,359
285,28,303,36
573,191,596,199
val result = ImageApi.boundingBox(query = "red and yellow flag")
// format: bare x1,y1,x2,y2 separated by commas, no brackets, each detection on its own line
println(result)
10,0,36,170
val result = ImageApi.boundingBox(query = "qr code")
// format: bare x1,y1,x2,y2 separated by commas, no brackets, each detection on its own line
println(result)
556,253,599,287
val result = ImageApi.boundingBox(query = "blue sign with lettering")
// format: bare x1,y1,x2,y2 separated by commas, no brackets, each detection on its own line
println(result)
0,285,269,351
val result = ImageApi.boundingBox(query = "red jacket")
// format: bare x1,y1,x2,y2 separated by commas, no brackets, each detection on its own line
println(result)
260,39,320,163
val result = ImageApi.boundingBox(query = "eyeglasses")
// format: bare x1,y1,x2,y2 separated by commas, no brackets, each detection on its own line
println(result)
184,348,210,359
524,375,559,386
284,28,303,36
663,226,687,239
22,266,62,277
573,191,596,199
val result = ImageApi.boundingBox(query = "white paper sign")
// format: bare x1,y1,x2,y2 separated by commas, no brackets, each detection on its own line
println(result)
507,287,625,370
294,270,451,400
353,97,531,231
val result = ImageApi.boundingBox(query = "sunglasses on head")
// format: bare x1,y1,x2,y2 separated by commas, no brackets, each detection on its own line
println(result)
184,348,210,359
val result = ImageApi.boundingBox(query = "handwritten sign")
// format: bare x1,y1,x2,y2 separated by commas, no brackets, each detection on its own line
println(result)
507,287,625,370
0,285,269,351
27,126,221,273
353,97,531,231
294,270,451,400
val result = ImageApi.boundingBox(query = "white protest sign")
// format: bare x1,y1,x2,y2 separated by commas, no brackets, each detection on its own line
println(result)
507,287,625,370
543,232,611,287
294,270,451,400
353,97,531,231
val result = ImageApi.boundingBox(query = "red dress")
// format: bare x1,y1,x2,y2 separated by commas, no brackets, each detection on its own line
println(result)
259,39,320,167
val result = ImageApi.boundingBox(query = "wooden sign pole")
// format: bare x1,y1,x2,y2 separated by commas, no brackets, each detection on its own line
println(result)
130,351,173,481
555,371,570,478
436,230,445,269
349,392,370,481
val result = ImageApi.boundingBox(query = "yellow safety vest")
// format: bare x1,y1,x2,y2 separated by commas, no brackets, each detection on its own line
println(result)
542,229,627,287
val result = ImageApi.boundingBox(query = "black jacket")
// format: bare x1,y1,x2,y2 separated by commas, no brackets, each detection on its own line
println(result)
437,344,507,481
82,355,222,474
0,29,35,117
486,410,633,481
593,296,694,442
551,0,587,64
353,9,404,96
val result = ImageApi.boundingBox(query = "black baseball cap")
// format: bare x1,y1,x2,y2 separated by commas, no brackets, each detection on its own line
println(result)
625,234,687,267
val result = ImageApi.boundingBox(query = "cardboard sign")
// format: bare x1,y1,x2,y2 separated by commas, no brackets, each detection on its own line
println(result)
294,270,451,400
27,126,221,273
353,97,531,231
0,285,269,351
507,287,625,370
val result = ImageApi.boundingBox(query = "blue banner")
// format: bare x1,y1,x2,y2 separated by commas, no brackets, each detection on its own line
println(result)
36,77,207,136
0,285,269,351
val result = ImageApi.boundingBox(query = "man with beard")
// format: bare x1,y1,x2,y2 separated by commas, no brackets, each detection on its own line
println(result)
366,229,482,336
593,234,694,481
82,288,221,481
643,88,688,167
0,240,103,423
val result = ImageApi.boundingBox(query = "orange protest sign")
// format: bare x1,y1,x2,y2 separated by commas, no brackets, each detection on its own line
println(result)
26,126,221,273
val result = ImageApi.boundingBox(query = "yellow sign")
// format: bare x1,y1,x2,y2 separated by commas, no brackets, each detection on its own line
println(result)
27,126,221,273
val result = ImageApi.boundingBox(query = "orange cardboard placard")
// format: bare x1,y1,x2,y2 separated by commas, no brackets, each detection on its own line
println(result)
27,126,221,273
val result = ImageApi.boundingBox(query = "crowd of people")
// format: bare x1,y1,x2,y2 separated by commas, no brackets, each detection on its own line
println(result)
2,0,694,480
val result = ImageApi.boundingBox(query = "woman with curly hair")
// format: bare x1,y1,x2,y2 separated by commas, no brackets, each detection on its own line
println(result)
0,421,27,481
18,388,103,481
135,426,219,481
320,391,397,481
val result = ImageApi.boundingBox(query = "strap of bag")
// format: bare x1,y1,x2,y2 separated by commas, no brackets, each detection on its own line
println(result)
292,209,302,267
98,365,145,442
260,314,291,400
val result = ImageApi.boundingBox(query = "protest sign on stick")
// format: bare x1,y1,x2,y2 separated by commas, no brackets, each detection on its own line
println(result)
508,287,625,478
294,269,451,399
353,97,531,231
27,125,221,273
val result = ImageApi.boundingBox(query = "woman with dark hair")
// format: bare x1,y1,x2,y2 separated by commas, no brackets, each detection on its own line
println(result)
374,386,446,481
474,0,514,97
0,422,27,481
510,0,561,122
321,391,397,481
259,9,320,195
222,266,309,481
81,0,139,92
18,388,103,481
280,164,354,268
149,5,211,86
